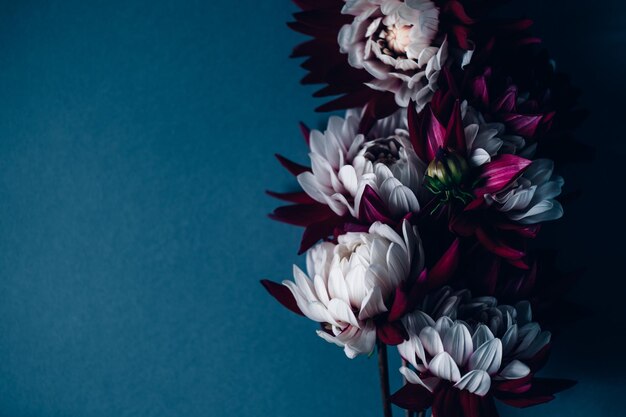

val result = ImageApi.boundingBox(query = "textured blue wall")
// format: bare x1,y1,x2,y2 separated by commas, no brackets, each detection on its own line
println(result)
0,1,623,416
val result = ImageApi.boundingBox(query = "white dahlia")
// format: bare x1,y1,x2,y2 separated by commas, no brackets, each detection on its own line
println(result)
338,0,458,109
398,299,550,397
462,103,527,167
298,109,424,219
283,220,423,358
484,159,564,224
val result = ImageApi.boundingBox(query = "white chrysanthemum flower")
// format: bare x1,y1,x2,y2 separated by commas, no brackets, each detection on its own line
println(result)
298,109,424,219
398,299,550,397
484,159,564,224
283,220,423,358
462,103,527,167
338,0,450,109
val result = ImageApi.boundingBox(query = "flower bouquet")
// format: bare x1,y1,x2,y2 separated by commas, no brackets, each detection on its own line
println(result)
262,1,585,416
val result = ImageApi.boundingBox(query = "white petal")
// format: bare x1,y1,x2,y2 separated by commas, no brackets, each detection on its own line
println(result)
454,370,491,396
419,327,444,357
499,360,531,380
443,323,473,366
327,298,360,328
358,286,388,320
472,325,495,350
429,351,461,382
469,339,502,375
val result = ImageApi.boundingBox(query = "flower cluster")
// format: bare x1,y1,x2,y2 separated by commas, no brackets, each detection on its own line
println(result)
262,1,582,416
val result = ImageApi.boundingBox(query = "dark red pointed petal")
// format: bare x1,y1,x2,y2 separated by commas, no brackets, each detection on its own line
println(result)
299,122,311,145
390,383,434,412
388,287,409,322
476,154,532,196
427,238,461,289
260,279,304,316
275,154,310,176
444,101,466,154
377,322,407,345
460,391,500,417
358,185,395,224
266,190,315,204
475,228,525,260
298,216,345,254
269,203,335,227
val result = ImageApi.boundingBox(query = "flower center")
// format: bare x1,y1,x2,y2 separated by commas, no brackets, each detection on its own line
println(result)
362,137,403,165
377,25,412,58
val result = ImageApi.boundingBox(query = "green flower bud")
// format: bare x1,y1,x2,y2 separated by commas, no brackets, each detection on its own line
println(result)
426,150,469,189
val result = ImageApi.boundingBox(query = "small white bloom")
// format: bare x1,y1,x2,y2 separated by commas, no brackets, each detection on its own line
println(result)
338,0,466,110
462,102,526,167
298,108,424,219
398,295,549,397
283,220,423,358
484,159,564,224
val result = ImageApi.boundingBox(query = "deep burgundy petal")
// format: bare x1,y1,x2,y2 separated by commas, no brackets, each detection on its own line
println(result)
260,279,304,316
358,185,395,224
444,101,467,154
427,238,461,289
388,287,409,322
377,321,408,345
496,377,576,408
299,121,311,145
460,391,500,417
298,216,345,254
432,386,463,417
390,383,434,412
475,227,525,260
475,154,532,196
275,154,310,176
269,203,335,227
266,190,316,205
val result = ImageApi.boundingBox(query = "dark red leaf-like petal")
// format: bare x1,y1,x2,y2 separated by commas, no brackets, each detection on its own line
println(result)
496,377,576,408
298,216,345,254
475,227,525,260
299,122,311,144
476,154,532,196
275,154,310,176
460,391,500,417
359,185,395,224
502,113,543,138
260,279,304,316
269,203,335,227
266,190,315,204
388,287,409,322
444,101,467,154
391,383,434,412
377,321,407,345
427,238,461,289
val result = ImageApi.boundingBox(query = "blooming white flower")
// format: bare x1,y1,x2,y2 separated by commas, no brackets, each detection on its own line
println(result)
338,0,462,110
484,159,564,224
398,298,550,397
283,221,423,358
298,109,424,219
462,103,526,167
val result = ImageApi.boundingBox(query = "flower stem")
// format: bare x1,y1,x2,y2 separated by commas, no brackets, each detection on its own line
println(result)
377,341,393,417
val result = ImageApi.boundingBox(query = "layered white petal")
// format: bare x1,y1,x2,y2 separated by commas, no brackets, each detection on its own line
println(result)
297,109,423,219
397,289,548,397
283,220,422,358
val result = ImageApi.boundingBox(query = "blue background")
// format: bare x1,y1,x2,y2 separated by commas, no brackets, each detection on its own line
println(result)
0,1,623,416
